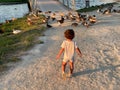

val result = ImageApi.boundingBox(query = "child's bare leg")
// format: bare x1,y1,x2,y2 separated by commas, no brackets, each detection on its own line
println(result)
69,61,74,74
62,62,67,73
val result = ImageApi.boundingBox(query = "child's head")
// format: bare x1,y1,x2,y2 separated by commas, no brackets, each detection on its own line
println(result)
64,29,75,40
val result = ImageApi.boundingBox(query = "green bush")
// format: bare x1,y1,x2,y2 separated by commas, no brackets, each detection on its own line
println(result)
0,0,28,3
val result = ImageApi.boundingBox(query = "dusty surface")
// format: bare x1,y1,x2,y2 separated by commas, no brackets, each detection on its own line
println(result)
0,0,120,90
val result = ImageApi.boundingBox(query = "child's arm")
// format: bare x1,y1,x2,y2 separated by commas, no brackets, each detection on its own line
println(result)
56,48,64,60
76,47,82,57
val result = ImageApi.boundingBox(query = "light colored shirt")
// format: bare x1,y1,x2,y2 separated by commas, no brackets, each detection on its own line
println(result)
61,40,78,61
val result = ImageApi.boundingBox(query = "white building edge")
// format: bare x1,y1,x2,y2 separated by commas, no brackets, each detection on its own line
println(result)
58,0,115,10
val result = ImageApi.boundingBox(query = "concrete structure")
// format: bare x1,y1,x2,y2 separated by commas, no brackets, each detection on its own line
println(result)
58,0,115,10
28,0,37,11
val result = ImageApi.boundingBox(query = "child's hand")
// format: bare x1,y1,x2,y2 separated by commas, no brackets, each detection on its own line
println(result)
56,48,64,60
56,55,60,60
78,53,82,57
76,48,82,57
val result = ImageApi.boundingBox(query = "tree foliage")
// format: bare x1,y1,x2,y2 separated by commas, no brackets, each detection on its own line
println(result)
0,0,28,3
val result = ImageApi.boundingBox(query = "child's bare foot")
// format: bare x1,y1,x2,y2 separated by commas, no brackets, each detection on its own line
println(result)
62,72,66,80
67,72,72,78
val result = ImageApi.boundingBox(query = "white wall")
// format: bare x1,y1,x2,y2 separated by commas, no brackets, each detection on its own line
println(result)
0,4,29,23
90,0,115,6
75,0,85,10
58,0,115,10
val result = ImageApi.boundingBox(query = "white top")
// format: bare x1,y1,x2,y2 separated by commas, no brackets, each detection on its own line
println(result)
61,40,78,61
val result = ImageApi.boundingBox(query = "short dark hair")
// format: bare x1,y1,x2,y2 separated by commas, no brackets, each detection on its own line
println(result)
64,29,75,40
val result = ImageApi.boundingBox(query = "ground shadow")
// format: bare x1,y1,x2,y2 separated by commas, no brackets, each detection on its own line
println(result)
73,64,120,77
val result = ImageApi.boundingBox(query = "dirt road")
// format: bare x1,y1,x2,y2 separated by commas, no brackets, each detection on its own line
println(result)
0,0,120,90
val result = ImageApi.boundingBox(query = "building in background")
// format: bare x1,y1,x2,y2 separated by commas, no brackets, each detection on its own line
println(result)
58,0,115,10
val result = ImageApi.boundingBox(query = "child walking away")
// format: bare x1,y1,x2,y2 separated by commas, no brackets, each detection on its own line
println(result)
56,29,82,78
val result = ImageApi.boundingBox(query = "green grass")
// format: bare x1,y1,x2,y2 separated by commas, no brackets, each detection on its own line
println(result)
1,15,45,32
0,15,46,72
77,5,99,12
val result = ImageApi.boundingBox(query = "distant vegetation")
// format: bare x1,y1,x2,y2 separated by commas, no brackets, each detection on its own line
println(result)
77,5,99,12
0,0,28,3
77,2,117,12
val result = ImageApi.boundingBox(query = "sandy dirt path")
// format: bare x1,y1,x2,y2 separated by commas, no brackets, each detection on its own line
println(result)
0,0,120,90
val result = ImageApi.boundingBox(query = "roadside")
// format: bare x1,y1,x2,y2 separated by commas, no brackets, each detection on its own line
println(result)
0,0,120,90
0,14,46,73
